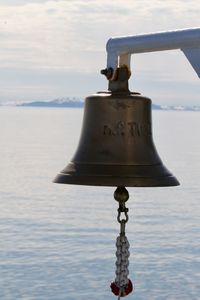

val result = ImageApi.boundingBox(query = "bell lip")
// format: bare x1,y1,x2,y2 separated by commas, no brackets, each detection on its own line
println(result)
54,173,180,187
54,161,180,187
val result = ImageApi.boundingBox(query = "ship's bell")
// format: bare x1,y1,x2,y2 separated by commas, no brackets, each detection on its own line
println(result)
54,67,179,187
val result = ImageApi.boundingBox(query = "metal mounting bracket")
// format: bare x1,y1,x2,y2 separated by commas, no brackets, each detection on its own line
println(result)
104,28,200,80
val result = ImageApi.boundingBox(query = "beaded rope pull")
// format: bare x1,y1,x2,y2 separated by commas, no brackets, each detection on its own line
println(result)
111,186,133,299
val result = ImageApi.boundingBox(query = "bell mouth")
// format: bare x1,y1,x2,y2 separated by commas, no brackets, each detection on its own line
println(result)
54,162,180,187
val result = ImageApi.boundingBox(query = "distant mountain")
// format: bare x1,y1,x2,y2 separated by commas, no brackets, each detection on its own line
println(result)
15,97,200,111
18,98,84,108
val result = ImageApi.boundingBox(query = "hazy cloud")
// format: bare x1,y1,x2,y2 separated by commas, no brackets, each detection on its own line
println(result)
0,0,200,103
0,0,52,5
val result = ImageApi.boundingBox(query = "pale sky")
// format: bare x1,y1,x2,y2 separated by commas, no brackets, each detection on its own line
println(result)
0,0,200,105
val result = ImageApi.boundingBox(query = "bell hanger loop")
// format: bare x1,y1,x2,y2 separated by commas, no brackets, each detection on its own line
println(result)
101,27,200,82
101,66,130,93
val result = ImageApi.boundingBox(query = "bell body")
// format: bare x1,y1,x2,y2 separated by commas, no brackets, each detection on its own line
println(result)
54,91,179,187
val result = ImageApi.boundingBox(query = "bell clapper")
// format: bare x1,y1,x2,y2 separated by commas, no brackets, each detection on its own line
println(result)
111,186,133,298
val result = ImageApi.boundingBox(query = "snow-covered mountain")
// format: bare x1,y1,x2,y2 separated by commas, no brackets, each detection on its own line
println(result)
18,97,84,108
2,97,200,111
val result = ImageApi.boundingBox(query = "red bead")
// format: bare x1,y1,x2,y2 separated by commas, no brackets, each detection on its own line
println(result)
110,279,133,297
110,281,120,296
125,279,133,295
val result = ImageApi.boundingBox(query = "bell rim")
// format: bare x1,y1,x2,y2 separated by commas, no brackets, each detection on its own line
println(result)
54,173,180,187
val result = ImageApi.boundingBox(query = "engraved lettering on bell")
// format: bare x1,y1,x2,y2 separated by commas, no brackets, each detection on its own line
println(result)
128,122,152,137
103,122,152,137
103,121,125,136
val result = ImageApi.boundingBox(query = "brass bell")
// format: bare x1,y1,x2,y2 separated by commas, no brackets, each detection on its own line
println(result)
54,67,179,187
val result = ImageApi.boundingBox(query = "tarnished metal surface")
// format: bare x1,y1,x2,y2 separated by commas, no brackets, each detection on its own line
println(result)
54,78,179,187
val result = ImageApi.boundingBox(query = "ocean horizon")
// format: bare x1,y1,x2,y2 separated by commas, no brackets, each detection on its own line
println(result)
0,106,200,300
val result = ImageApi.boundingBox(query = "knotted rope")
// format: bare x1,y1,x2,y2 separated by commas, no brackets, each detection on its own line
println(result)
111,186,133,299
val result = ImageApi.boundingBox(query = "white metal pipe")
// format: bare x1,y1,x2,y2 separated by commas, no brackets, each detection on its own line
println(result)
106,28,200,78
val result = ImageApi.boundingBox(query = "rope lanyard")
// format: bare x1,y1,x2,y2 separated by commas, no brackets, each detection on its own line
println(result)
111,186,133,299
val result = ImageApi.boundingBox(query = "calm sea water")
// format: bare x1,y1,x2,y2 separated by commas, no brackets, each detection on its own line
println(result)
0,107,200,300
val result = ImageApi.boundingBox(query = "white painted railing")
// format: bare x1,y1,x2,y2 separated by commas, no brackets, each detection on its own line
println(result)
106,28,200,78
